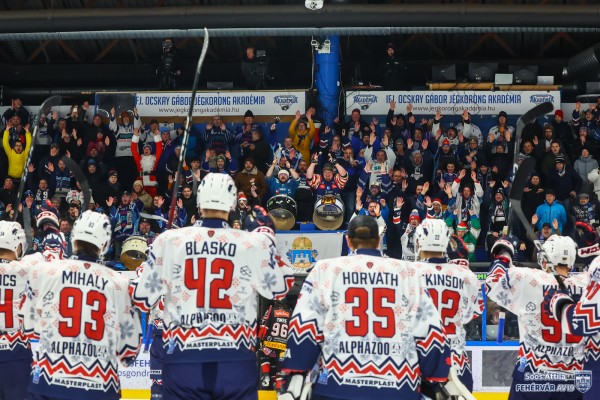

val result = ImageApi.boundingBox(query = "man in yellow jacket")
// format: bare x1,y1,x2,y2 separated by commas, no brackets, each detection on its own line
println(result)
3,121,32,180
288,109,315,161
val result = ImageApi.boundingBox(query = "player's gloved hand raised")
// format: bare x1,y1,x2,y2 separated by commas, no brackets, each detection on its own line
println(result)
490,238,514,261
278,372,311,400
543,288,573,322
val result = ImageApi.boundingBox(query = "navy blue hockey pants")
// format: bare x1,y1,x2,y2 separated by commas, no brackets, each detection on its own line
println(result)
0,357,31,400
162,359,259,400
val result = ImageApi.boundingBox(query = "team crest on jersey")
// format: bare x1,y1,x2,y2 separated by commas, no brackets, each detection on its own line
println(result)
574,370,592,393
366,262,373,269
208,230,215,237
84,262,91,269
436,265,442,271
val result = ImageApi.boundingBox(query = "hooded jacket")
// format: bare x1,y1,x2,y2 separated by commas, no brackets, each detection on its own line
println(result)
574,154,599,183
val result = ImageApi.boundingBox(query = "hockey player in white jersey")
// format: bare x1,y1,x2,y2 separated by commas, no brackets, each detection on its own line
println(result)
546,253,600,399
486,235,587,400
0,221,32,399
280,215,451,400
131,173,295,400
414,219,483,391
21,210,142,400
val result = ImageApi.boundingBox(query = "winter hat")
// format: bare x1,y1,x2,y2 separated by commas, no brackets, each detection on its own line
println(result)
442,138,451,147
109,169,118,177
409,209,421,222
278,169,290,178
244,157,255,165
447,126,457,135
386,43,396,51
432,198,442,206
143,143,153,151
457,221,468,231
87,158,96,166
555,156,565,164
244,110,254,118
238,193,248,202
555,110,564,119
216,155,227,162
496,188,505,197
323,163,335,172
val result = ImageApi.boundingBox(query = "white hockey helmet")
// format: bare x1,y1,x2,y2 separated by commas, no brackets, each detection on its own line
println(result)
0,221,26,260
71,210,112,256
415,218,450,258
197,173,237,212
539,235,577,273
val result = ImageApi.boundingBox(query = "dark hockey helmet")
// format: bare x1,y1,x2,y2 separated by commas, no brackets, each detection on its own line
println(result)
447,233,469,261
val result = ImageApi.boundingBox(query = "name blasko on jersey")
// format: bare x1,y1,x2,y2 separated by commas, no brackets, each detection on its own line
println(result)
20,256,141,400
130,219,295,364
284,249,450,400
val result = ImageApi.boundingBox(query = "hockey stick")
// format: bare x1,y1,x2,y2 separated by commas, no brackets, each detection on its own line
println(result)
139,212,180,229
61,156,92,209
12,96,63,251
12,96,63,223
509,156,567,290
507,101,554,234
167,28,209,228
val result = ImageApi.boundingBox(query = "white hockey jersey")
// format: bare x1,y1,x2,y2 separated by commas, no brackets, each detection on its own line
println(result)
130,218,295,364
283,248,450,400
416,257,483,378
486,258,587,378
20,255,142,400
0,252,59,362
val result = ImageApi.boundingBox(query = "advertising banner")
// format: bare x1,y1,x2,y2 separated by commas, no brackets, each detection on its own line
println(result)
345,90,561,116
129,91,306,117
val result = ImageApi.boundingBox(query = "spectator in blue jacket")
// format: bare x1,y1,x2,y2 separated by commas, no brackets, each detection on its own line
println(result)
265,158,299,198
534,188,567,234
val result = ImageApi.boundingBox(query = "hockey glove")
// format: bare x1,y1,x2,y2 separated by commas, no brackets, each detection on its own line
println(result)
278,372,312,400
543,288,573,322
490,238,514,260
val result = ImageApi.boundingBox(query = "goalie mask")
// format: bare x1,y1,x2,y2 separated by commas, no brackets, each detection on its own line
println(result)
36,200,60,229
538,235,577,274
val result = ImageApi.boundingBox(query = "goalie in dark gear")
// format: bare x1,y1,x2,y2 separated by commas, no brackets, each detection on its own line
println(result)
258,298,291,390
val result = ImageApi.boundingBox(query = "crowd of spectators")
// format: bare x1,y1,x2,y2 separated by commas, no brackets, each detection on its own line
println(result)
2,96,600,266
